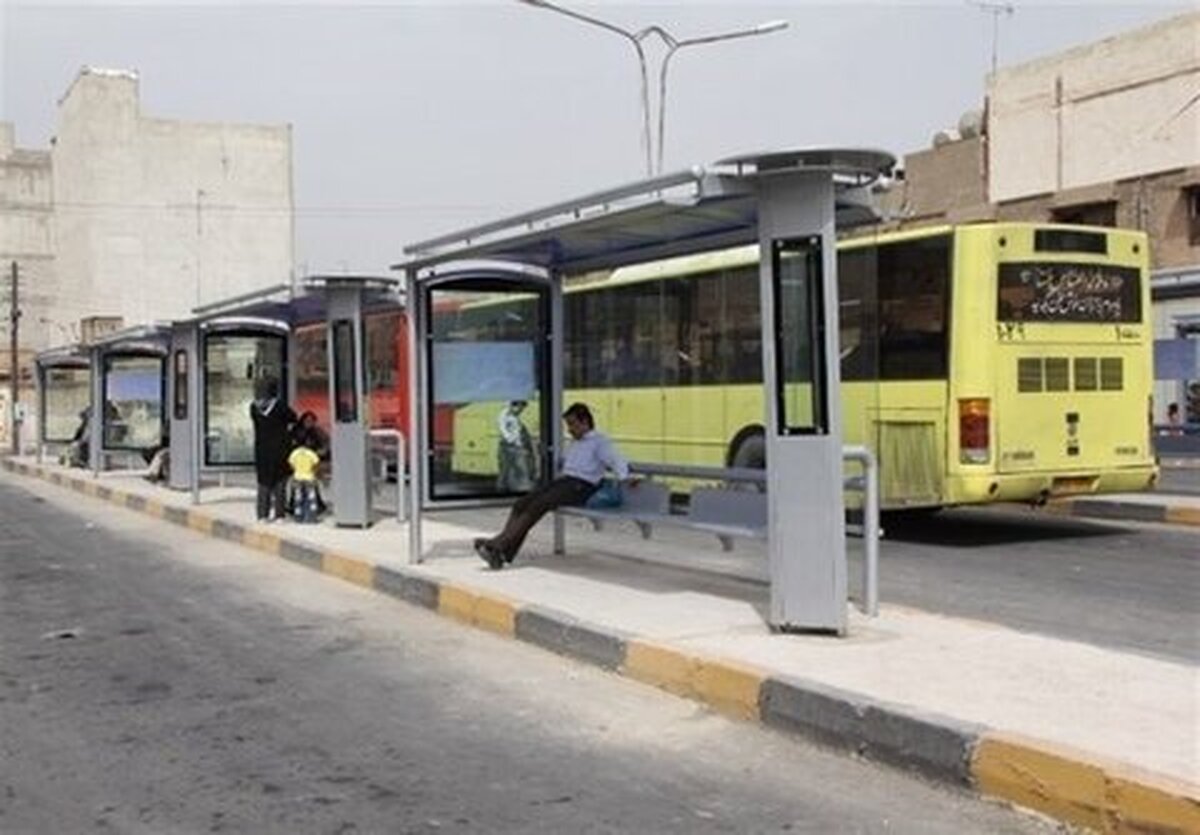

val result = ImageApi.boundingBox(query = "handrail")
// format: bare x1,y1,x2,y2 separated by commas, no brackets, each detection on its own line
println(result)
369,429,407,522
631,461,765,483
842,445,880,617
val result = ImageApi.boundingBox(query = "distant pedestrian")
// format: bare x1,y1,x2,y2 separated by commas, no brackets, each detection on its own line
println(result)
1166,402,1183,435
474,402,635,569
250,378,296,522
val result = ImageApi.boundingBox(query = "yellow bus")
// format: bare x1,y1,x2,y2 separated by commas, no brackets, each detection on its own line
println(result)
448,222,1157,509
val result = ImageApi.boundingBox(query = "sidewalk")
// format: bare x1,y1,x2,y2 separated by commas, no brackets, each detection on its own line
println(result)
2,456,1196,834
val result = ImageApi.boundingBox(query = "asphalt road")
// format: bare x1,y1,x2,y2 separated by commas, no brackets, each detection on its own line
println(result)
874,506,1199,664
0,477,1055,835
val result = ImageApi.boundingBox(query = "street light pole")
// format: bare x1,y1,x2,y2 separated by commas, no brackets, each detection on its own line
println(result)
518,0,654,176
518,1,788,175
650,20,788,175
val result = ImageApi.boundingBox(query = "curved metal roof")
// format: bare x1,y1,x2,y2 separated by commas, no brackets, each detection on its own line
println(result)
397,148,895,276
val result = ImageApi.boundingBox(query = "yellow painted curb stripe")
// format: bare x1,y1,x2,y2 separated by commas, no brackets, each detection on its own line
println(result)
972,733,1200,834
623,640,764,721
1165,506,1200,527
186,511,214,535
241,528,283,556
323,552,375,588
437,584,517,636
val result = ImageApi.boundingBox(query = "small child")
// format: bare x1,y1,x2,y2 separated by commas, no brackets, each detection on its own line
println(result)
287,440,321,523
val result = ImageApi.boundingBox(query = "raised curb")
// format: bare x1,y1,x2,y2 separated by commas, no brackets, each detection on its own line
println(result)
760,675,982,786
3,456,1197,834
1048,497,1200,528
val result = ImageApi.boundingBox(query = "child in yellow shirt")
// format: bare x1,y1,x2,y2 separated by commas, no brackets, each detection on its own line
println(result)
288,441,321,523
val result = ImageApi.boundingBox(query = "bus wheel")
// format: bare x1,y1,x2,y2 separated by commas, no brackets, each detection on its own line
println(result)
728,429,766,489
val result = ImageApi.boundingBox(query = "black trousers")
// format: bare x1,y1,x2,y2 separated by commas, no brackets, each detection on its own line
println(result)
256,480,287,520
488,476,597,559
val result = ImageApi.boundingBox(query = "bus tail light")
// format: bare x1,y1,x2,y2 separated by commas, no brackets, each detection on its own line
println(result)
959,398,990,464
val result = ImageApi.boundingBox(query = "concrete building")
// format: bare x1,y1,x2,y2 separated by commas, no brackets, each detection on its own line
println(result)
0,123,54,449
871,11,1200,421
1,67,294,450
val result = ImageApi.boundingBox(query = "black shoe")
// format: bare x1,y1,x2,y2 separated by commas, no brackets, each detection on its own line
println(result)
474,538,503,570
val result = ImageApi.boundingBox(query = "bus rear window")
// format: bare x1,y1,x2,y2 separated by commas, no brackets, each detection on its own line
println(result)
997,262,1140,323
1034,229,1107,254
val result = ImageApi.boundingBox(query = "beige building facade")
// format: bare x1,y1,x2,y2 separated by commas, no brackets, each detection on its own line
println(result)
1,68,294,451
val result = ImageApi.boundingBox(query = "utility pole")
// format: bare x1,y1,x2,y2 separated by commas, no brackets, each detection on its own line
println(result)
9,260,20,454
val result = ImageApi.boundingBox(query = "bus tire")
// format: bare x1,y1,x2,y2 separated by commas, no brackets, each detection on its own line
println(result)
727,427,766,482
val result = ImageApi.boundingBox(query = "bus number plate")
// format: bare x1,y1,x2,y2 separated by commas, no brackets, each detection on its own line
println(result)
1051,476,1096,496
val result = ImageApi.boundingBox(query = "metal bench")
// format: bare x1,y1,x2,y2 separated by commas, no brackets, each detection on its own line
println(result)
554,449,882,617
557,475,768,551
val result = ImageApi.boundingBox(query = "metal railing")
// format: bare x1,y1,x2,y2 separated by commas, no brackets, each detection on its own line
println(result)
369,429,407,522
842,445,880,617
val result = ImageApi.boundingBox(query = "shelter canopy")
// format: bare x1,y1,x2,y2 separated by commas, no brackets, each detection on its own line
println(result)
185,276,403,325
398,148,894,276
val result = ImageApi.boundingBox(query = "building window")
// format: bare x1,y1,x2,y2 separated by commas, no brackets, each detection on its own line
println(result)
1051,201,1117,228
1186,187,1200,246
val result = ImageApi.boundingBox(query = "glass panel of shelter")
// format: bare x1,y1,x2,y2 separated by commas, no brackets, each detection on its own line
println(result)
294,311,403,432
43,366,91,443
428,287,547,501
203,333,287,466
102,355,165,451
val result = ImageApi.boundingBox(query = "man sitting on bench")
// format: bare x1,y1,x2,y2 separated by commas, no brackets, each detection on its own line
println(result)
474,402,633,570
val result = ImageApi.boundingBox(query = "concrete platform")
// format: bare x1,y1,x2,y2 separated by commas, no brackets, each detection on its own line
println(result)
2,455,1196,834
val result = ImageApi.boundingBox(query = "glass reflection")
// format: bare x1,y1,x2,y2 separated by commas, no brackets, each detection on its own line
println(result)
428,288,545,500
205,333,286,465
103,355,164,449
43,366,91,443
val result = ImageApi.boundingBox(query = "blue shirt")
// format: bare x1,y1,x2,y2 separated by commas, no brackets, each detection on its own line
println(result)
562,429,629,485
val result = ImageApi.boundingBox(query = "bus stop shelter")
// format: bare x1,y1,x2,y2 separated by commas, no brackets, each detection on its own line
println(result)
168,277,402,527
398,148,894,634
34,342,91,464
79,324,172,478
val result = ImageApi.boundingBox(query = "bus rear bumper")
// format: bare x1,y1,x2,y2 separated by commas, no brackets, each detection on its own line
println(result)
946,466,1160,505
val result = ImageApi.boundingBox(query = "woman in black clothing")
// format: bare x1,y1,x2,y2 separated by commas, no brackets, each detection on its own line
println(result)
250,378,296,522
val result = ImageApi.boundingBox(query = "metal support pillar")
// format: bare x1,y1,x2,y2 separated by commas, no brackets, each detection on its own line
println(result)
34,362,44,464
88,347,103,477
549,267,567,557
326,283,371,527
405,269,424,563
758,171,847,633
169,323,199,495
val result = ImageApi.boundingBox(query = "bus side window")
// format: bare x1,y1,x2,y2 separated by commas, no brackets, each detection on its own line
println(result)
604,282,662,388
876,236,951,380
837,247,879,382
724,265,763,384
663,272,724,387
564,294,584,389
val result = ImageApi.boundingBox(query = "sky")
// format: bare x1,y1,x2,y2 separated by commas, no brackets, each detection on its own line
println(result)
1,1,1192,275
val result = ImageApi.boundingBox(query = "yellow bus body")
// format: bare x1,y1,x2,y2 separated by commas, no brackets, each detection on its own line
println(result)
448,223,1157,508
